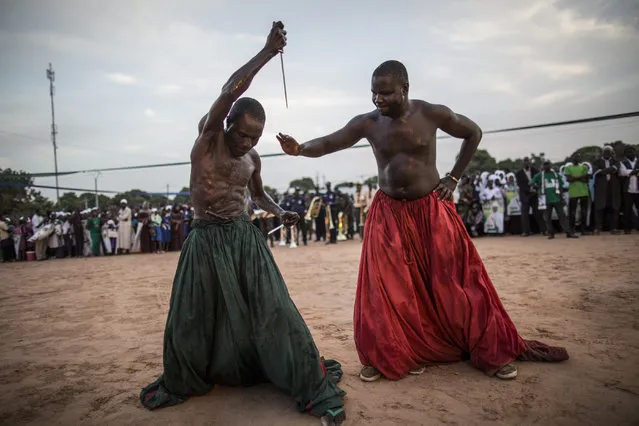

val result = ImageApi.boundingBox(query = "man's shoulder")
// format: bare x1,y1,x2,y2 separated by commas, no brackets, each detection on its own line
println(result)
349,110,379,128
413,100,453,118
247,148,261,165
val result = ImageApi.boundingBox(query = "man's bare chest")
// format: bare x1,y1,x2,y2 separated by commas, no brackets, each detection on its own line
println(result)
369,120,436,156
195,156,255,185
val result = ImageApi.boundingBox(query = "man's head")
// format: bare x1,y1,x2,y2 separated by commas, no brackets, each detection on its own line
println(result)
543,160,551,172
294,187,300,196
120,199,127,208
356,183,362,191
572,152,582,164
198,98,265,157
326,182,332,191
371,60,409,117
602,145,614,160
523,157,531,170
624,145,635,161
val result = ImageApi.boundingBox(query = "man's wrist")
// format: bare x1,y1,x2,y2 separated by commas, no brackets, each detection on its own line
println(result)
296,143,304,156
260,47,279,59
446,173,460,184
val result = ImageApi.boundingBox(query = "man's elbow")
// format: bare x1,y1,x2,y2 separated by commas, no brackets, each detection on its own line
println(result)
472,125,483,142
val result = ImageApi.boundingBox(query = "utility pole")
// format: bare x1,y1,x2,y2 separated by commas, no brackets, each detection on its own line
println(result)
166,184,170,200
94,172,101,209
46,63,60,203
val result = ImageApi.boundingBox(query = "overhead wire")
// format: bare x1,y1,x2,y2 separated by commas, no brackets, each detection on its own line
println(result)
22,110,639,178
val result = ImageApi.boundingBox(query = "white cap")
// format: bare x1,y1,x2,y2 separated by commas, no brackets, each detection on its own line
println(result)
121,199,128,204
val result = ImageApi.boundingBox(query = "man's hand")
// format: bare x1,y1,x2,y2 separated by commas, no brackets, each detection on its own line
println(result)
265,21,287,53
436,176,457,201
277,133,301,156
280,211,299,227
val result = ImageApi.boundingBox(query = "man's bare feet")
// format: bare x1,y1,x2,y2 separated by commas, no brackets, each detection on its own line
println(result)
496,363,518,380
359,365,381,382
320,407,346,425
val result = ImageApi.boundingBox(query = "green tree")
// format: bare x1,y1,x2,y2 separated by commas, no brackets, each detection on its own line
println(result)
363,176,378,187
57,192,82,211
31,192,55,215
149,195,169,207
0,168,54,216
173,186,191,206
465,149,498,175
496,158,522,172
335,182,355,190
263,185,277,197
111,189,151,207
562,145,602,164
76,192,112,210
289,177,316,192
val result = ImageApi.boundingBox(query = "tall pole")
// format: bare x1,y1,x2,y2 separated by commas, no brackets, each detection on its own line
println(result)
94,172,101,210
166,184,169,200
46,63,60,203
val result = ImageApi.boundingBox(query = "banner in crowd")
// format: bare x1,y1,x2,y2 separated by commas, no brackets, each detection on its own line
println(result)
483,198,505,234
504,189,521,216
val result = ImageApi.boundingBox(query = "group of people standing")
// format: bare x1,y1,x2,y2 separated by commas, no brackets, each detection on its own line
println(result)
249,182,378,248
455,145,639,239
0,200,195,262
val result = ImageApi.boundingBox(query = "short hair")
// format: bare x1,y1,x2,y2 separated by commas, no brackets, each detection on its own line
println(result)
373,60,409,89
227,97,266,127
198,97,266,133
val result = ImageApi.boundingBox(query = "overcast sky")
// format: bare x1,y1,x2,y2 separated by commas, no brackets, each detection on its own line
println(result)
1,0,638,199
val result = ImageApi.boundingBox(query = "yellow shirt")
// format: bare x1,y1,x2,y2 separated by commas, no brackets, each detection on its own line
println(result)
0,221,9,240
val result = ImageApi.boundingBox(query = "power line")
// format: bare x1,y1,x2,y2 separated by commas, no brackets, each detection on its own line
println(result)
26,110,639,178
0,181,189,197
0,129,50,143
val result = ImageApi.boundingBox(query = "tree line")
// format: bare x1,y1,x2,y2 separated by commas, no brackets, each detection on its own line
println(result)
1,140,634,217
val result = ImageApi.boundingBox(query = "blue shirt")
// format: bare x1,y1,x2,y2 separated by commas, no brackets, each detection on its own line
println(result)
280,195,292,210
289,195,306,215
323,191,336,206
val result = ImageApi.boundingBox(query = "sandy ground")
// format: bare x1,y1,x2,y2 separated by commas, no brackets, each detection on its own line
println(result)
1,234,638,426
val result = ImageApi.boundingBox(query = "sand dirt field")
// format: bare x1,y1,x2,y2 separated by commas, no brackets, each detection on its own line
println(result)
1,234,638,426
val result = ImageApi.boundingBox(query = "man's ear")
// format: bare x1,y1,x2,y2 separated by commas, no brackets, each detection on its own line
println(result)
402,83,409,97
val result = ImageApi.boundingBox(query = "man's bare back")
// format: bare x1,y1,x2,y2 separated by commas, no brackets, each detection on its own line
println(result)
277,60,482,201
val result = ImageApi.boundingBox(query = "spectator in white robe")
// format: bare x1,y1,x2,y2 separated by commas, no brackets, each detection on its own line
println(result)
117,199,132,254
480,175,502,202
